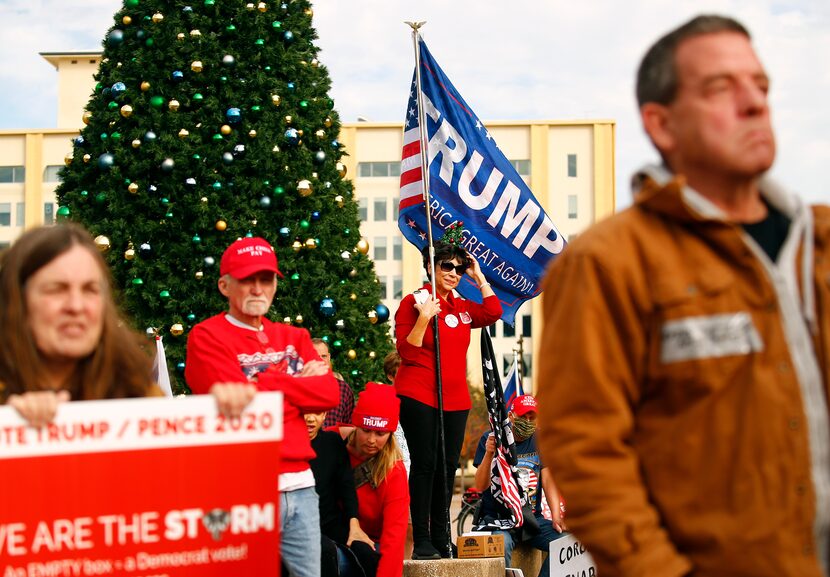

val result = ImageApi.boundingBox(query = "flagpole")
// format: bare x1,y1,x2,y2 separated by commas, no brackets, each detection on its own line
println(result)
406,21,453,559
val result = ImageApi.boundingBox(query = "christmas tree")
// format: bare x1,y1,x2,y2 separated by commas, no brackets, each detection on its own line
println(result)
56,0,393,393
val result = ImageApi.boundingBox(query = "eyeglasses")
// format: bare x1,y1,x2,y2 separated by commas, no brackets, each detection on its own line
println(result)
438,261,468,275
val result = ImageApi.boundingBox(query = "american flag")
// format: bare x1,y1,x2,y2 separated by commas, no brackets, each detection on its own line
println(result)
399,75,424,212
503,358,524,409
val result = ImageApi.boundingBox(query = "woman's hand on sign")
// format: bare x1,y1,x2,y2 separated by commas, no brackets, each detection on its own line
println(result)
7,390,71,428
414,297,441,321
210,383,256,418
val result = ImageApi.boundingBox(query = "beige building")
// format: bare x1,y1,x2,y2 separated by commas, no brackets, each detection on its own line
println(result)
0,52,615,392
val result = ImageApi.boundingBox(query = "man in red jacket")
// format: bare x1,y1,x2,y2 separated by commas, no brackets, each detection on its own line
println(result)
186,236,338,577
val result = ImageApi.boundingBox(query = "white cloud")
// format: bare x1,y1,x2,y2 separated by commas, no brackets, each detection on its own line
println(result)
0,0,826,205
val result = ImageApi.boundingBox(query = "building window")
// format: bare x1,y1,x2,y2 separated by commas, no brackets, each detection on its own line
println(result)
373,198,387,221
0,242,9,250
392,201,399,220
488,325,497,337
356,161,402,177
16,202,24,227
392,237,402,261
358,197,368,221
503,322,515,338
44,203,55,224
0,166,25,183
522,315,532,338
510,159,531,176
567,154,577,177
374,236,387,261
393,276,402,299
0,203,11,227
378,276,388,299
568,195,578,219
43,165,63,182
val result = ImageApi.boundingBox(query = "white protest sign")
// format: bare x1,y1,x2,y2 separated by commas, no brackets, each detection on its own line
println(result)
550,534,597,577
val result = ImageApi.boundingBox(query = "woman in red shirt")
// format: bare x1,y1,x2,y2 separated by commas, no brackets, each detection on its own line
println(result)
345,383,409,577
394,239,502,559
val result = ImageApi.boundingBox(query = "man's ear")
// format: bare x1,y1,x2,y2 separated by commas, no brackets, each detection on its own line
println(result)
640,102,675,155
218,276,231,298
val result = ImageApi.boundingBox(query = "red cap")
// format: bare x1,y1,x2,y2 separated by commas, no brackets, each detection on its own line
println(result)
510,395,537,416
351,382,400,433
220,237,283,279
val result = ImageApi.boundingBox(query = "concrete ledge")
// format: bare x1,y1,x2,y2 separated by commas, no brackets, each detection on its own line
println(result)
404,557,505,577
512,542,544,577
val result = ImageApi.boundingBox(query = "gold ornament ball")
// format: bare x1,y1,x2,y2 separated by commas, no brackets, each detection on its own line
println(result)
367,310,378,324
195,271,204,280
178,128,189,138
122,15,132,25
271,94,281,106
304,7,314,16
271,145,281,155
82,111,92,125
258,1,267,12
248,130,257,138
311,58,319,68
94,235,111,252
349,293,357,301
177,32,185,41
200,196,208,204
64,153,73,166
297,180,313,197
140,81,151,91
356,238,370,255
292,240,303,252
315,129,326,139
349,268,358,278
295,315,304,325
191,60,203,73
334,195,344,208
170,323,184,337
215,220,227,231
347,349,357,360
152,12,164,23
168,99,180,111
336,162,347,178
245,2,255,10
284,115,293,124
82,154,91,163
283,317,291,324
131,139,141,149
368,351,376,359
120,104,133,118
128,182,139,194
124,247,135,260
305,238,317,250
190,29,201,37
220,124,232,135
324,117,333,128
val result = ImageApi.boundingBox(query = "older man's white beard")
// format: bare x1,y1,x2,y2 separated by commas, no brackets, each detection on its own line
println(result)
242,299,271,316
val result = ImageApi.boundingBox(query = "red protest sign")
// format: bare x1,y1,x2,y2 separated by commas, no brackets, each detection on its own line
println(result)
0,393,282,576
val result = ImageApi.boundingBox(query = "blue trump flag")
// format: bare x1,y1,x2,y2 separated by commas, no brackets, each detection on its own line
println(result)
398,38,566,325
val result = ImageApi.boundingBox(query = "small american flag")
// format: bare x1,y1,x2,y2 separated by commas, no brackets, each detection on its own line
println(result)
399,74,424,212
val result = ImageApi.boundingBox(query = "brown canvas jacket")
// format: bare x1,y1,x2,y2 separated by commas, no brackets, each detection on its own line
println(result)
537,168,830,577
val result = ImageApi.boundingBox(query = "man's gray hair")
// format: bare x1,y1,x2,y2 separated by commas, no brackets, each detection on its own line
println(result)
636,15,751,107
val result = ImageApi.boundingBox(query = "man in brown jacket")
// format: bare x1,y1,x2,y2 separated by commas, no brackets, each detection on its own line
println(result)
537,15,830,577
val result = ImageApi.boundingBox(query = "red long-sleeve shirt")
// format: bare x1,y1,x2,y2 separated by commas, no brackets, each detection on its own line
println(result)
394,284,502,411
185,313,338,474
349,454,409,577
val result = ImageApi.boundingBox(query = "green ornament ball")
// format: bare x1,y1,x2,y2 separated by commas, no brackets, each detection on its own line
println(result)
149,95,164,108
125,0,139,6
131,278,144,286
56,206,71,220
159,290,170,298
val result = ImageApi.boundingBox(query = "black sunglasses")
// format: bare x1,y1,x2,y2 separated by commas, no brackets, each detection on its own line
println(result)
438,261,468,275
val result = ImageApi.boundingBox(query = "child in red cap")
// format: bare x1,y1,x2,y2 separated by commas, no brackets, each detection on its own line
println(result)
345,383,410,577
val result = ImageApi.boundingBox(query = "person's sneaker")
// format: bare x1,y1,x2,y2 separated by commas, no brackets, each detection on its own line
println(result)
435,542,457,559
411,542,441,560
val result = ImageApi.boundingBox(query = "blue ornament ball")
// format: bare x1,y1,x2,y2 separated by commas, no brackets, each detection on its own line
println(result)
287,82,295,91
97,153,115,170
176,362,186,374
313,150,326,164
171,70,184,82
222,54,236,67
283,31,294,43
222,152,234,164
279,226,290,238
284,128,299,145
203,256,216,267
160,158,175,172
319,298,337,318
259,196,272,208
73,136,86,148
225,107,242,124
311,211,321,221
375,303,390,323
110,82,126,97
233,144,246,157
107,29,124,46
144,130,157,142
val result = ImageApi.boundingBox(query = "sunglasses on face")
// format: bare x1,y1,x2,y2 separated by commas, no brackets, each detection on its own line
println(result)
438,261,468,275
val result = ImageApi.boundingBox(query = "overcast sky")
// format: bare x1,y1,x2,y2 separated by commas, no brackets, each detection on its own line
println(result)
0,0,826,208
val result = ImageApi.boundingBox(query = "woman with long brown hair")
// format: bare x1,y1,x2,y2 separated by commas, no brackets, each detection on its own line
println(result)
0,224,157,423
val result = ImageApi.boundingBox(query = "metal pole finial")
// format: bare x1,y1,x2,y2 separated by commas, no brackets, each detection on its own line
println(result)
404,21,427,31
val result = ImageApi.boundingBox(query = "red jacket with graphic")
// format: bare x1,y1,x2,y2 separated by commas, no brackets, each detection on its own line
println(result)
186,313,338,474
